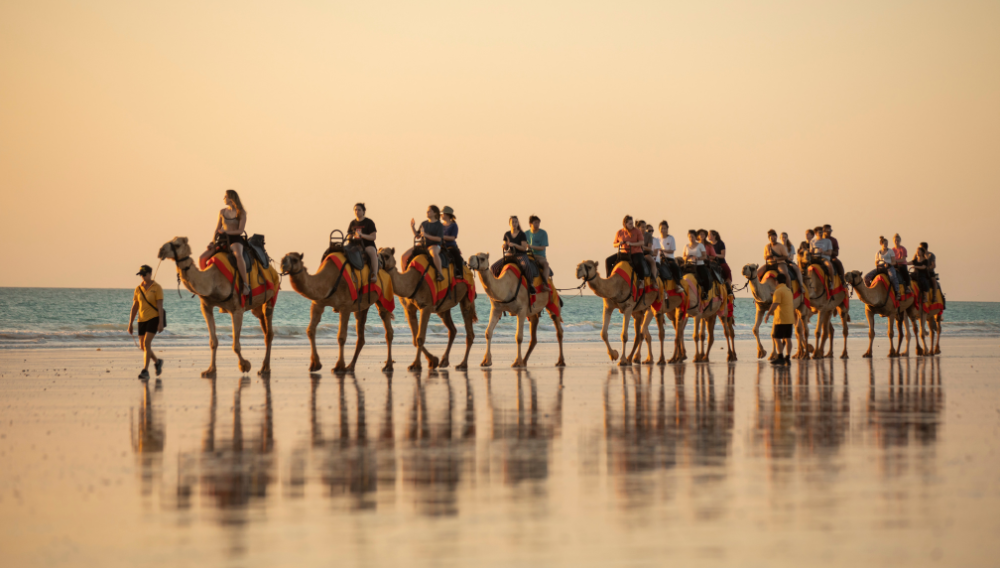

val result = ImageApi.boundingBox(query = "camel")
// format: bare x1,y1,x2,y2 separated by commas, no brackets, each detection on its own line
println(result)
742,264,810,360
469,253,565,368
844,270,922,358
675,272,727,363
919,288,945,355
715,291,738,362
378,247,478,371
279,252,394,373
158,237,278,377
640,287,689,365
575,260,663,366
801,262,850,359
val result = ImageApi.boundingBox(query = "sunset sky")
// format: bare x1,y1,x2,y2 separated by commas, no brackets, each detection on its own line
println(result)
1,0,998,300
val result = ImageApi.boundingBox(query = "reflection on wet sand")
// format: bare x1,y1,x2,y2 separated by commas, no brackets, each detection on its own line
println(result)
131,380,165,498
176,377,276,530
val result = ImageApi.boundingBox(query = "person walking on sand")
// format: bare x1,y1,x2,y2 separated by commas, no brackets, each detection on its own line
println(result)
764,272,794,366
128,265,165,380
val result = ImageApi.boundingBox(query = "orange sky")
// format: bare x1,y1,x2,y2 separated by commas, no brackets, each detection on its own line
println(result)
1,0,998,300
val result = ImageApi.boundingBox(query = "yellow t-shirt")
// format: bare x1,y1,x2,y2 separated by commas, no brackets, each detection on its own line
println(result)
134,282,164,323
772,283,795,325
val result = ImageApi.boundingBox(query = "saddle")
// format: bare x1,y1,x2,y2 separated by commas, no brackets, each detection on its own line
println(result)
411,245,450,272
321,230,381,271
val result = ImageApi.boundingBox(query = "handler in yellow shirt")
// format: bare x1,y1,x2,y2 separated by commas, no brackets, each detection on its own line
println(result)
128,265,165,380
764,273,795,366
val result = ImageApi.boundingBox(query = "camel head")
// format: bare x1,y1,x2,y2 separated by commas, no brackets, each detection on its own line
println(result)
280,252,306,275
576,260,599,281
468,252,489,271
377,247,396,271
844,270,863,286
158,237,191,262
742,263,759,281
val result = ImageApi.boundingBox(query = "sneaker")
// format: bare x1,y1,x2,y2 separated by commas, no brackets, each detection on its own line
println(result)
154,358,164,377
138,369,150,380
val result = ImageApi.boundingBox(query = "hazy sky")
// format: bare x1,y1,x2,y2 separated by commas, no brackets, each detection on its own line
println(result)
2,0,998,300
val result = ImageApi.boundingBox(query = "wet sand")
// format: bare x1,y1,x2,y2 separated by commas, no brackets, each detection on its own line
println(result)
2,338,999,567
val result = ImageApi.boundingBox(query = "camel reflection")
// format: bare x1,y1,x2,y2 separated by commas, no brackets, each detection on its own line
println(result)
176,378,276,522
602,365,735,509
752,360,850,463
483,368,563,487
401,371,476,516
864,358,943,477
131,381,165,498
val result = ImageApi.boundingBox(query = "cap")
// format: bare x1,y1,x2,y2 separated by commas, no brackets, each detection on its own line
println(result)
442,205,455,217
137,265,152,276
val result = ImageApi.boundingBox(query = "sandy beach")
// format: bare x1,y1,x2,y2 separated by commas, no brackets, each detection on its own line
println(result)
2,338,999,567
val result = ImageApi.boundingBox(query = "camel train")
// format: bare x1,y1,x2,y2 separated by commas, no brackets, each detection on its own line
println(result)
156,227,944,375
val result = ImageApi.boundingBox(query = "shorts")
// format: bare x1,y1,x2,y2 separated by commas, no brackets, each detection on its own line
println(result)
138,318,160,335
772,323,793,339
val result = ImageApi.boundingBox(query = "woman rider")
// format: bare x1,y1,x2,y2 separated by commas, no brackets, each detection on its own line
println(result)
408,205,445,281
892,233,911,291
203,190,251,297
502,215,536,294
682,230,710,300
708,229,731,285
757,229,790,283
780,231,805,290
348,203,378,283
865,236,901,298
441,206,460,266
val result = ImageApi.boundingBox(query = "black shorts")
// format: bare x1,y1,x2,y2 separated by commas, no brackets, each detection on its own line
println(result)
772,323,793,339
138,318,160,335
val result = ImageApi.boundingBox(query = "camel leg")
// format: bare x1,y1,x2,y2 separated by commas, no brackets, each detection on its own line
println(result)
230,308,251,373
703,315,716,363
481,306,501,367
345,308,368,372
887,316,899,358
333,310,350,373
456,300,475,370
839,309,849,359
412,309,439,370
256,303,274,375
512,312,526,368
600,303,619,362
404,303,422,370
438,310,457,369
692,317,703,362
812,312,826,360
619,309,634,367
752,306,767,359
656,313,667,366
825,319,835,358
630,313,645,365
523,315,540,366
915,312,927,356
553,313,566,367
792,311,805,359
641,311,655,365
379,308,394,372
863,309,875,358
898,313,910,357
307,303,324,372
200,301,218,378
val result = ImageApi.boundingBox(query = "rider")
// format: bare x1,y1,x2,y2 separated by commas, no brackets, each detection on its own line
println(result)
607,215,645,279
708,230,732,287
780,231,805,290
441,205,461,265
810,227,836,280
921,241,939,297
866,236,901,298
698,229,723,287
758,229,790,284
824,224,845,279
683,229,710,300
212,189,251,297
348,203,379,283
409,205,445,281
503,215,536,294
637,220,658,290
527,214,551,279
912,246,931,302
892,233,911,292
653,221,680,282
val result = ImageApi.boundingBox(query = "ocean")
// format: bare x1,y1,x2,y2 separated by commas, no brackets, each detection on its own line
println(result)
1,286,997,349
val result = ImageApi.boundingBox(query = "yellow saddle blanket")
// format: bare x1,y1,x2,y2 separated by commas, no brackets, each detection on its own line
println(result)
203,252,280,308
321,253,395,312
611,261,662,312
404,254,477,305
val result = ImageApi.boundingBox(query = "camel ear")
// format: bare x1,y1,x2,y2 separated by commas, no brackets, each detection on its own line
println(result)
388,247,395,255
179,237,189,244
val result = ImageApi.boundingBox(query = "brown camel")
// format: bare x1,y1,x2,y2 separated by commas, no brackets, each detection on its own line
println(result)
158,237,278,377
469,253,565,368
575,260,661,366
378,247,478,371
845,270,922,358
633,280,689,365
675,273,727,363
742,263,810,360
918,288,945,355
801,262,850,359
279,252,394,373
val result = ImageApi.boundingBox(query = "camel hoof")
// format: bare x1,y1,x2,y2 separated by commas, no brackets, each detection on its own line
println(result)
889,353,899,358
757,350,767,359
481,357,492,367
555,359,566,367
408,363,422,371
841,354,849,360
657,358,666,366
862,353,872,359
309,361,322,372
239,360,251,373
258,367,270,377
455,362,468,371
609,350,620,362
201,369,216,378
382,363,393,372
511,359,525,368
427,356,440,369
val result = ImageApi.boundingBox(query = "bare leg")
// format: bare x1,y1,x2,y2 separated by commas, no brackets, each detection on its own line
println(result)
231,308,251,373
429,246,444,280
307,303,324,372
200,301,218,377
141,333,158,370
365,246,378,282
231,243,250,294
